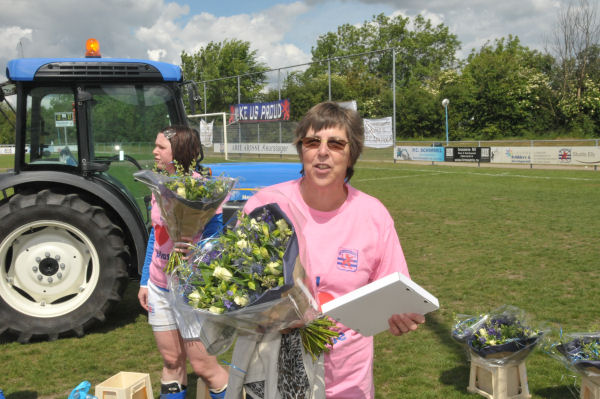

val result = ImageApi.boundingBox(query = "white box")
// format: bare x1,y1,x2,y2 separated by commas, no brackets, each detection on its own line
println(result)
95,372,153,399
321,272,439,336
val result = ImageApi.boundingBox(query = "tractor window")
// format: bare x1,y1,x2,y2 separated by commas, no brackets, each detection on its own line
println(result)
84,84,174,160
25,87,78,166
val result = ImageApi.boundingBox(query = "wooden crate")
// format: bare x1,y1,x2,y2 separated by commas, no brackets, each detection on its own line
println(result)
196,378,210,399
196,366,230,399
581,375,600,399
467,356,531,399
95,372,153,399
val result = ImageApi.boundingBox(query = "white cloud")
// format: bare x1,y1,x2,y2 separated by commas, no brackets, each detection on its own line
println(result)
0,26,32,59
147,49,168,61
0,0,571,84
134,1,311,68
309,0,565,56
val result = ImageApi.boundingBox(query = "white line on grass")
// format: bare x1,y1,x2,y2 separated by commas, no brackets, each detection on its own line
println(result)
357,166,599,182
354,172,443,182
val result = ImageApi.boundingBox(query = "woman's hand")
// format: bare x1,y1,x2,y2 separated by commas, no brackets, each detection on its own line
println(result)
280,320,306,334
387,313,425,336
173,235,196,260
138,286,149,311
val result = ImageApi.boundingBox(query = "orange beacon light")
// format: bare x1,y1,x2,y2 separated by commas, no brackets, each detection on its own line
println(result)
85,38,101,58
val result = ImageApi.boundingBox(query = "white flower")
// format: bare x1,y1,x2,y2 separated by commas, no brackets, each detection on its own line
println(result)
176,187,186,197
209,306,225,314
276,219,289,232
236,240,248,250
250,218,260,231
188,290,201,306
266,261,282,275
213,266,233,281
234,295,249,307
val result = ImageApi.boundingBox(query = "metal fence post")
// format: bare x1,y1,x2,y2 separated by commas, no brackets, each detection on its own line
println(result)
328,60,331,101
203,82,207,115
278,68,282,144
392,48,396,163
237,76,241,143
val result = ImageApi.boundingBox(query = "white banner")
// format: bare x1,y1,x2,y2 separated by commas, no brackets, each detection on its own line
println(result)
214,142,296,155
491,146,600,165
199,120,213,148
0,145,15,154
395,146,445,161
364,117,393,148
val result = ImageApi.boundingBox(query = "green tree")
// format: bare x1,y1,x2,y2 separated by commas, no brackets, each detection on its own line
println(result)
0,103,16,144
308,13,459,85
181,39,268,114
449,36,555,139
549,0,600,135
256,13,459,136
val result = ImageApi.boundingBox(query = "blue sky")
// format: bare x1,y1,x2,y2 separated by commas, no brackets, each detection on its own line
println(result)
0,0,572,80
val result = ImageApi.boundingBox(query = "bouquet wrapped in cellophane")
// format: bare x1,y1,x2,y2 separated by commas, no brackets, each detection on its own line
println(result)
546,332,600,377
536,331,600,398
133,168,237,272
168,203,338,359
452,305,544,365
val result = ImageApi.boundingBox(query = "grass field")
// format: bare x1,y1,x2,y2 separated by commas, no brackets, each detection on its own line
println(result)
1,160,599,399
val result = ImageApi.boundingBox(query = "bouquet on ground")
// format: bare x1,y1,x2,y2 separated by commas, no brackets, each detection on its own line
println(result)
452,305,544,365
548,332,600,378
169,203,338,359
133,165,236,272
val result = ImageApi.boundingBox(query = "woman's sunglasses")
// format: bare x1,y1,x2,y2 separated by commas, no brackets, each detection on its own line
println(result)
300,136,349,151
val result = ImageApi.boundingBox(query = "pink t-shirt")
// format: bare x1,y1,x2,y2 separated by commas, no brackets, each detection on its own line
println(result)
244,179,410,399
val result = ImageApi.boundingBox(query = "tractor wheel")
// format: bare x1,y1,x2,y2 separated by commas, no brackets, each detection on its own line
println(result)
0,189,129,343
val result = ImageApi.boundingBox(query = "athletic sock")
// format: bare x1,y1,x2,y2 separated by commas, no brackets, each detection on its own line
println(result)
160,381,187,399
208,384,226,399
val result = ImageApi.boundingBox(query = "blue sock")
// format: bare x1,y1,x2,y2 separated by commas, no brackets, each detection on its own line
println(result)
160,381,186,399
208,386,226,399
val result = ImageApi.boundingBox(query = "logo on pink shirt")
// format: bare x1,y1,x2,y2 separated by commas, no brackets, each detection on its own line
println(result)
337,248,358,272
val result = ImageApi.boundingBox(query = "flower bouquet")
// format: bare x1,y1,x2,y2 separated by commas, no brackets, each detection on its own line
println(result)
452,305,543,365
133,167,236,272
168,203,338,358
551,333,600,377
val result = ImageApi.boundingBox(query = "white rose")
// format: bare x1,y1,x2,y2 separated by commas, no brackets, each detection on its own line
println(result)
188,290,201,306
209,306,225,314
234,295,249,307
213,266,233,281
266,261,282,275
276,219,289,232
176,187,186,197
236,239,248,250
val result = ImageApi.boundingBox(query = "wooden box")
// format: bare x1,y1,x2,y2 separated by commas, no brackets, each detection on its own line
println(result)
581,375,600,399
467,356,531,399
95,372,153,399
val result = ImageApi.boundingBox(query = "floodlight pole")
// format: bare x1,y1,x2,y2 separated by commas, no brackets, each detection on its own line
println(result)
442,98,449,145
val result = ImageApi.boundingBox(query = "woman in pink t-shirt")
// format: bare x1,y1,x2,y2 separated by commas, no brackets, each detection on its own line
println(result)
137,126,228,399
243,102,425,398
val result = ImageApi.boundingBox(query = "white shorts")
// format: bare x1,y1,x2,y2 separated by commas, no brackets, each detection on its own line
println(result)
147,280,178,332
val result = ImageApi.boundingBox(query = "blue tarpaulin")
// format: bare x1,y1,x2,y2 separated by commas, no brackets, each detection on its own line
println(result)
206,162,302,201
